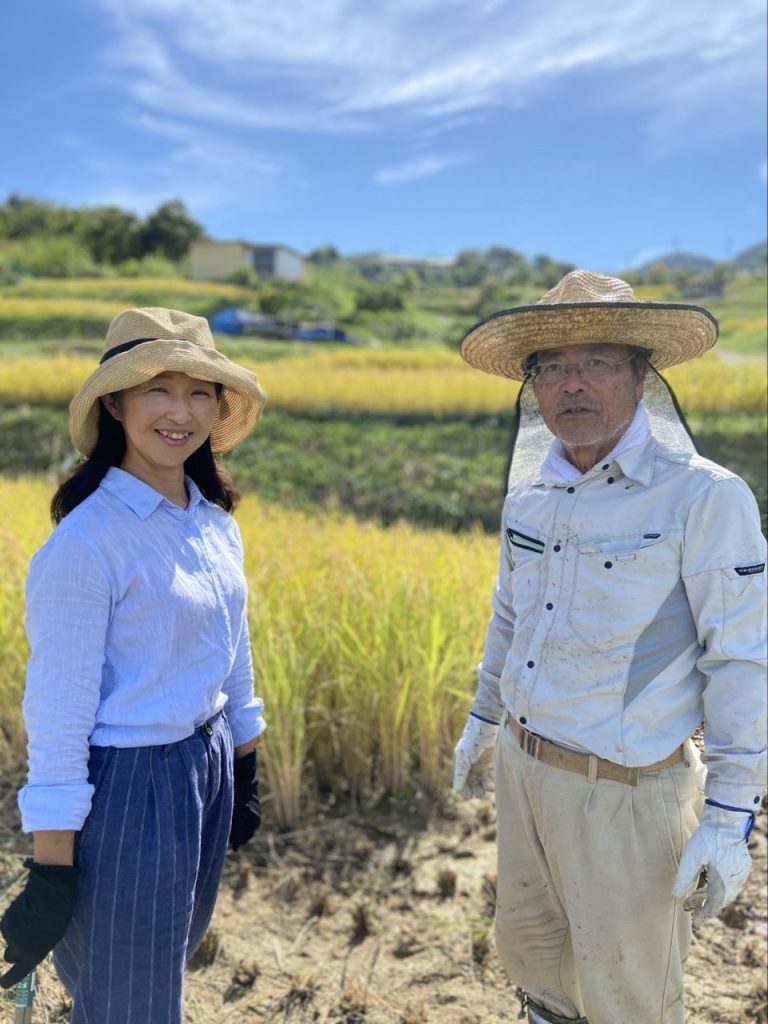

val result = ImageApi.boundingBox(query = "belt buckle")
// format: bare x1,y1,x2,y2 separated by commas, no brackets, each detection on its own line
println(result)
522,730,543,760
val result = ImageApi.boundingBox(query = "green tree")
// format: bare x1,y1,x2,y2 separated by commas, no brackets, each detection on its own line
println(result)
533,256,575,289
647,261,671,286
140,200,204,261
0,194,78,239
473,280,523,318
1,235,96,277
451,249,488,286
78,206,143,265
354,280,406,312
486,245,529,283
307,244,340,265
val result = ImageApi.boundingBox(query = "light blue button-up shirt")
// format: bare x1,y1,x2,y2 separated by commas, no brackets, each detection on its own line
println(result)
19,467,266,832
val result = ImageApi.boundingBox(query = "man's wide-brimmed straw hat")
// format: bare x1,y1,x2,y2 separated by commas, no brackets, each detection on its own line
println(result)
70,307,267,456
460,270,718,381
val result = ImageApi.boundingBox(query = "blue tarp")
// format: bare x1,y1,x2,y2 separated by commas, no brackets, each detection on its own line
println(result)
293,324,348,341
209,308,276,335
210,307,348,341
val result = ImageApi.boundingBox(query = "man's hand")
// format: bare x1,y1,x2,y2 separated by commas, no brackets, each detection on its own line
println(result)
452,714,499,799
229,750,261,851
672,800,755,917
0,859,78,988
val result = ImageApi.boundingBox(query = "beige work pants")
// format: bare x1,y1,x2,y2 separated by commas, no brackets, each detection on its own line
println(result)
494,716,703,1024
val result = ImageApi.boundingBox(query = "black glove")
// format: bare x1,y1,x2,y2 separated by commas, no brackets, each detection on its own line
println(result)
229,750,261,851
0,859,78,989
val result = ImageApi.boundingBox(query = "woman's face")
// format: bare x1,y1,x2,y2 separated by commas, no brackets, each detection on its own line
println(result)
101,371,219,475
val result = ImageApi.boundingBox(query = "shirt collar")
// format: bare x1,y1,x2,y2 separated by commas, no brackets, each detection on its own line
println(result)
613,433,658,487
538,402,654,488
101,467,207,519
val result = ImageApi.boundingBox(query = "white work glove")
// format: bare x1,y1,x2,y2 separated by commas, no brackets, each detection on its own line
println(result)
672,799,756,917
452,714,499,799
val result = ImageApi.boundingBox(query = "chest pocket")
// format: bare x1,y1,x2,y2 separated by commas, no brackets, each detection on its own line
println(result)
506,524,546,618
567,531,679,652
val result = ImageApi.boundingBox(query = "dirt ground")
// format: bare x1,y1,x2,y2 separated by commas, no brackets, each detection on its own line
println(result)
0,778,766,1024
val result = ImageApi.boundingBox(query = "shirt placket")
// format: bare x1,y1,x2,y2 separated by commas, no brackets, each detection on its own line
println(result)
194,517,235,657
172,504,234,657
513,484,580,725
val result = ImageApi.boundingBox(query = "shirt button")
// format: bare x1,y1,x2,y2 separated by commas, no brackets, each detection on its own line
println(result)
527,660,534,668
520,717,527,725
567,486,575,494
546,602,553,610
604,561,613,569
554,544,561,552
602,464,610,470
607,477,615,484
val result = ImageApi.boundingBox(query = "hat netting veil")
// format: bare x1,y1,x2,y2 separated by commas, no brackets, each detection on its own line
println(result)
505,366,698,490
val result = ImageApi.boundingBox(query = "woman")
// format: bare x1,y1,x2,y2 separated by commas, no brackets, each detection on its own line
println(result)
0,307,267,1023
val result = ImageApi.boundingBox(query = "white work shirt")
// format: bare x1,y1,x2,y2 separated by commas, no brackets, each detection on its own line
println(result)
19,468,265,832
472,433,767,810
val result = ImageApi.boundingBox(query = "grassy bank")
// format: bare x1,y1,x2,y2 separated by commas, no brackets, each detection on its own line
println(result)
0,272,764,355
1,406,765,533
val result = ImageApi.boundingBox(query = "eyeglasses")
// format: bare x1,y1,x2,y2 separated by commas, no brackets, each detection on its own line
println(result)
528,354,637,387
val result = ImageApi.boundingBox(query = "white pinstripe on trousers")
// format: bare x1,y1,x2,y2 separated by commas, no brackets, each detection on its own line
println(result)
53,712,234,1024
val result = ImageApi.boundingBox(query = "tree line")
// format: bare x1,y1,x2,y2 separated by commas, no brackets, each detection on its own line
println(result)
0,195,205,278
0,194,762,297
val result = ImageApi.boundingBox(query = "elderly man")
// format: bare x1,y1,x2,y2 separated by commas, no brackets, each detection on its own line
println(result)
452,271,767,1024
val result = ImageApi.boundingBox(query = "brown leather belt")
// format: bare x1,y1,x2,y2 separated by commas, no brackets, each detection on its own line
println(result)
507,717,685,787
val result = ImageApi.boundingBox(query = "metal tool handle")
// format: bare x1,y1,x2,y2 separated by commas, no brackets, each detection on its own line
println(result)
13,968,36,1024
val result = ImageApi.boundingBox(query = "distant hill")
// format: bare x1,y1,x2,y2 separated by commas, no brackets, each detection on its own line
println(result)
734,241,767,272
637,251,715,274
636,242,767,276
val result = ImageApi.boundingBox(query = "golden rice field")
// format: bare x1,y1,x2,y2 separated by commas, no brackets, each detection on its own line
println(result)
1,279,253,302
0,479,497,829
0,297,128,319
0,347,764,416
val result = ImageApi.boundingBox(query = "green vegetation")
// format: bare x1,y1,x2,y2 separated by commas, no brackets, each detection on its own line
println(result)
0,195,203,277
3,193,764,354
0,269,764,355
704,277,768,359
0,223,764,812
2,405,764,533
0,203,764,528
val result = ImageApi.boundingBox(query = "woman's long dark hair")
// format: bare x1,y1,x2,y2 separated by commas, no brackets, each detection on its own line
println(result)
51,396,240,523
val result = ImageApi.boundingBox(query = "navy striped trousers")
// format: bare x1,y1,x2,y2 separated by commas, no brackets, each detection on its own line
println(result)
54,712,234,1024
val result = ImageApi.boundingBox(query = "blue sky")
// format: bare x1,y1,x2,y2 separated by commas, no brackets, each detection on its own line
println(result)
2,0,766,271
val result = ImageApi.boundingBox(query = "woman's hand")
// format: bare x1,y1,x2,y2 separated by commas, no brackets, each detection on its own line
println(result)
229,750,261,851
0,859,78,988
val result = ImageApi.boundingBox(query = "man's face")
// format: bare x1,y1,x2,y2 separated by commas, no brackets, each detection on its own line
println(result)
532,343,646,458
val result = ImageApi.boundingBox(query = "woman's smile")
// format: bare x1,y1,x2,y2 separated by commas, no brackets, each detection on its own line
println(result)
155,428,194,446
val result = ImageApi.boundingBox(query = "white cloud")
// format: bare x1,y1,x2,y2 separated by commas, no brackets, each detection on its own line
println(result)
92,0,766,141
60,114,284,219
131,114,279,177
375,153,464,185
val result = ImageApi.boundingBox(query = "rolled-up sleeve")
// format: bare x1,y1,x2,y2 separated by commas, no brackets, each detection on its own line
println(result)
682,475,768,809
19,529,112,832
220,519,265,747
222,593,266,747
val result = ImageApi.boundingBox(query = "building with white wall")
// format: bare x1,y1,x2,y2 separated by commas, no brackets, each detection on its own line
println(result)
189,240,305,281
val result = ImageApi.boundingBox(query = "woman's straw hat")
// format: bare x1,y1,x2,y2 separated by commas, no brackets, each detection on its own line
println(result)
460,270,718,380
69,307,267,456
